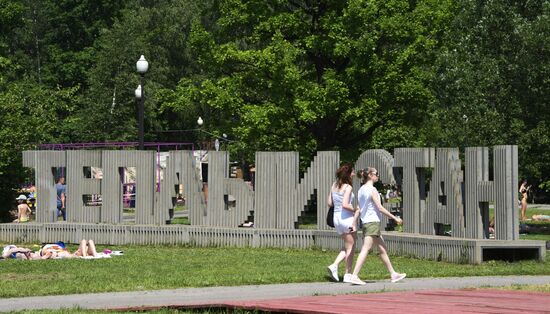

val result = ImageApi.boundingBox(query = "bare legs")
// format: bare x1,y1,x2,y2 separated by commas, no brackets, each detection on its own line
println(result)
328,232,356,280
342,232,356,274
376,237,396,275
352,235,374,277
86,240,98,256
521,197,528,220
75,239,98,257
351,235,404,284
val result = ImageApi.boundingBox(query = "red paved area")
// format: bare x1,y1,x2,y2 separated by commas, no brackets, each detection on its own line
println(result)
218,289,550,314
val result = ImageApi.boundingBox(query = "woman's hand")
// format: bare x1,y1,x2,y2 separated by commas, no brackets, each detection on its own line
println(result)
394,217,403,225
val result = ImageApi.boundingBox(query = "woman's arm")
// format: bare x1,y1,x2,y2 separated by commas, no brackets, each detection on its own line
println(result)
372,189,402,224
16,205,23,222
327,183,334,207
342,185,355,212
350,206,360,232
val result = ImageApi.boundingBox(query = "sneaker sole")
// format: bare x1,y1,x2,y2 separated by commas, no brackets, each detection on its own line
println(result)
391,274,406,283
327,266,338,282
351,280,366,285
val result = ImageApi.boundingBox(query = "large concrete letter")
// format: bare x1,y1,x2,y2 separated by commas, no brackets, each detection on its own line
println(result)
255,151,338,229
102,151,157,224
424,148,465,237
315,152,340,230
394,148,435,233
203,151,254,227
493,145,519,240
66,151,102,223
464,147,493,239
23,151,66,222
176,151,206,225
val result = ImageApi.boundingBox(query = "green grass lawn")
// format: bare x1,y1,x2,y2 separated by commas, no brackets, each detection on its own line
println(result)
1,245,549,299
170,217,190,224
520,233,550,241
487,205,550,223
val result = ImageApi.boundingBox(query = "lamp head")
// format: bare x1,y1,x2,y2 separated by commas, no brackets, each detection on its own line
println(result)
197,116,203,126
135,85,142,100
136,55,149,74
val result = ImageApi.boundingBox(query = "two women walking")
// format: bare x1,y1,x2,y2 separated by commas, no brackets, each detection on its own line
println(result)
327,164,406,285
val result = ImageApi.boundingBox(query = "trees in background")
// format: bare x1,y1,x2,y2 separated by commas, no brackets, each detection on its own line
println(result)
0,0,548,219
163,0,454,165
430,0,550,197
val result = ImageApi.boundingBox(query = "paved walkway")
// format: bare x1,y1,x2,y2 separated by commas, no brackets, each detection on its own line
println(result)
222,289,550,314
1,276,549,312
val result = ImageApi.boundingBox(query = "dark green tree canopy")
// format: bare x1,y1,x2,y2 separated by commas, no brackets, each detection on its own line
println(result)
163,0,454,164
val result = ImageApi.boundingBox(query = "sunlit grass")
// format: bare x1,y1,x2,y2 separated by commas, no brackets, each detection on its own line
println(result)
520,233,550,241
1,244,548,298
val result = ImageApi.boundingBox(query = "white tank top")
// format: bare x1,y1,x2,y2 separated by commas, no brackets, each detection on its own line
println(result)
358,184,381,223
332,184,355,219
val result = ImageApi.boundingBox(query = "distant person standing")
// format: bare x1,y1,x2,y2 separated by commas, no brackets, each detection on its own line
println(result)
349,168,405,285
56,177,66,221
519,180,531,221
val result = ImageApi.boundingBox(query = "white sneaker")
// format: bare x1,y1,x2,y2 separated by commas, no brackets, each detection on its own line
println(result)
343,273,352,283
327,264,339,282
391,272,406,283
350,275,366,285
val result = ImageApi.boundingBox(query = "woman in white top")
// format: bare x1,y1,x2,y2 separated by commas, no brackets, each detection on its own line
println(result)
326,163,360,283
349,167,406,285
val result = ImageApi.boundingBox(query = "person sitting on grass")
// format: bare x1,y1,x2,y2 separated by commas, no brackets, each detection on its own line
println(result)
13,194,32,223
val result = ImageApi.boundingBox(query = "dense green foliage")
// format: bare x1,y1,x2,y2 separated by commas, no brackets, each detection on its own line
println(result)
0,0,548,216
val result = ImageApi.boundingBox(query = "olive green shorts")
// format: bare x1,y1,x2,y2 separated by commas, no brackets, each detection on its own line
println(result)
362,222,381,237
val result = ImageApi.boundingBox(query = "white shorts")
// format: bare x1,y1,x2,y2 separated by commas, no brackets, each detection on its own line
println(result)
334,211,355,235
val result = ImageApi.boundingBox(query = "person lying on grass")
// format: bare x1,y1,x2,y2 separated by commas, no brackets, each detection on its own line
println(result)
2,245,40,260
532,214,550,222
2,240,120,261
40,240,99,259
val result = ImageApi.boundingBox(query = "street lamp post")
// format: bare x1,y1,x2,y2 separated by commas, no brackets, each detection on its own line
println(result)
136,55,149,150
197,116,204,149
222,133,228,151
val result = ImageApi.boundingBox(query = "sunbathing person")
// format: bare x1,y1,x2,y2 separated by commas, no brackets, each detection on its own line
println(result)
73,239,99,257
532,214,550,222
40,240,99,259
13,194,32,223
2,245,40,260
